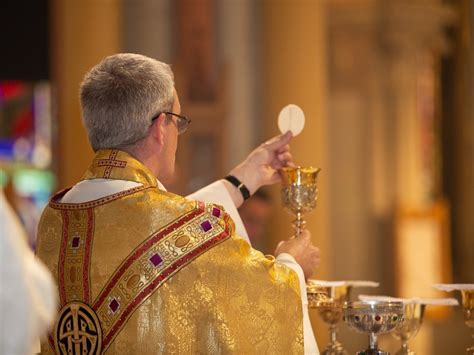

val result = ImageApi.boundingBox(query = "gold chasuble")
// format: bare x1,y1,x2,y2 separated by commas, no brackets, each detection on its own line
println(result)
36,150,304,354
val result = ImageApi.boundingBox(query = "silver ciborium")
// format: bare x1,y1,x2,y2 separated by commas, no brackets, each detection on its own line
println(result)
280,166,321,236
359,295,459,355
343,301,404,355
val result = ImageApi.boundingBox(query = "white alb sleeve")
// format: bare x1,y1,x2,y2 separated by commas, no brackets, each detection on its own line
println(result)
276,253,320,355
186,180,251,244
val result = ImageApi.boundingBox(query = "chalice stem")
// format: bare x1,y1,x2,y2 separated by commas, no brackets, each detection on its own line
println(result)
292,213,306,236
330,324,337,344
401,341,410,353
369,333,378,350
322,324,347,355
328,324,343,351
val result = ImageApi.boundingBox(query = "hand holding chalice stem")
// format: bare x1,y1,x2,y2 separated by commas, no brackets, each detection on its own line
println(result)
280,166,321,236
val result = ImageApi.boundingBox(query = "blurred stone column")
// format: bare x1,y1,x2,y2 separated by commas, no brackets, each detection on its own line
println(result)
122,0,173,63
378,1,456,354
261,0,331,347
261,0,330,276
445,0,474,284
51,0,121,188
218,0,261,169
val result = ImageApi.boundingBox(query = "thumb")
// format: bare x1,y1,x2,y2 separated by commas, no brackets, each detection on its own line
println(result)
264,131,292,152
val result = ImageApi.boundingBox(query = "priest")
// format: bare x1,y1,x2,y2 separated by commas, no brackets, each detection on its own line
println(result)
36,53,321,354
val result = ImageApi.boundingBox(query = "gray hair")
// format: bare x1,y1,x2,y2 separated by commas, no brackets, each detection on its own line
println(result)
80,53,175,151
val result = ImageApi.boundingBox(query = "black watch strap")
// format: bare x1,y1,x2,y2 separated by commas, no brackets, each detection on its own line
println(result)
224,175,251,200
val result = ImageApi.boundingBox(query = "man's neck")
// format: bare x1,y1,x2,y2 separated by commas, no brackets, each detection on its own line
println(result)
121,145,161,179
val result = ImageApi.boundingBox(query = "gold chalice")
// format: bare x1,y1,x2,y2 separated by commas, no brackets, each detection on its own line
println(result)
280,166,321,236
309,281,350,355
462,290,474,354
392,302,425,355
433,284,474,354
307,281,332,308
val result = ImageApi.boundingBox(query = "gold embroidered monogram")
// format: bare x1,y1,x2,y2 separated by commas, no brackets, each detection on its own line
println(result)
54,302,102,355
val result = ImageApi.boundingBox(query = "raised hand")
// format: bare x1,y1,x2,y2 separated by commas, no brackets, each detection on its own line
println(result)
229,131,295,195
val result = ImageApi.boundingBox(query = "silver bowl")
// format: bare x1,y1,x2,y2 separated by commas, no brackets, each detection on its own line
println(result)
343,301,404,355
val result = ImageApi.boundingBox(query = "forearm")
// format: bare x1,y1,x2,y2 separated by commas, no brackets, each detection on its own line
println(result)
221,178,244,208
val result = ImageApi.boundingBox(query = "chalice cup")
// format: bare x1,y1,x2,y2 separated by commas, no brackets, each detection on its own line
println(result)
307,281,332,308
392,303,425,355
280,166,321,236
343,301,404,355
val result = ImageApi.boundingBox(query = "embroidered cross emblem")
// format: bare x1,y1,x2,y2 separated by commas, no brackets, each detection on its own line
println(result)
96,150,127,178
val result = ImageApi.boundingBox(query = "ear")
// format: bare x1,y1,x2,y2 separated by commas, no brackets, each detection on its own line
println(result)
151,113,167,149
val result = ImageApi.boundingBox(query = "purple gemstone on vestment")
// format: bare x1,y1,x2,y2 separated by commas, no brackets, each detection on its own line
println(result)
71,236,80,248
200,220,213,232
212,207,221,218
149,253,163,267
109,299,120,313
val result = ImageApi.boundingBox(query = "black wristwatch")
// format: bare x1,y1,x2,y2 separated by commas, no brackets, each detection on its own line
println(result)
224,175,251,201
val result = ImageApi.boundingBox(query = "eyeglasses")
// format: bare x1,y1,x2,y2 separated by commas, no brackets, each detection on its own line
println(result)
151,111,191,135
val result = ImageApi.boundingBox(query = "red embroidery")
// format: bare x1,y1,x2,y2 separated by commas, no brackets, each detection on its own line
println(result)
54,198,232,352
58,208,95,306
102,225,230,347
83,208,94,304
58,210,69,306
93,201,206,310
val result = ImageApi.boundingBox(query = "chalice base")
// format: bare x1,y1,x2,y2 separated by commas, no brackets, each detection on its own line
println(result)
357,349,389,355
394,343,415,355
395,350,415,355
322,341,347,355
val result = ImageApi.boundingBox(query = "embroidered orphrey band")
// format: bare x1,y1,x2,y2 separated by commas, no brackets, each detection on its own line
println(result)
52,201,232,353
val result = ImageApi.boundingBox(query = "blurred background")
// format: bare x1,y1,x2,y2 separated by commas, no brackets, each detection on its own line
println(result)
0,0,472,353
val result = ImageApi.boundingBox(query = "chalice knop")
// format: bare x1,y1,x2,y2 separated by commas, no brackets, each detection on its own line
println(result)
280,166,321,236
